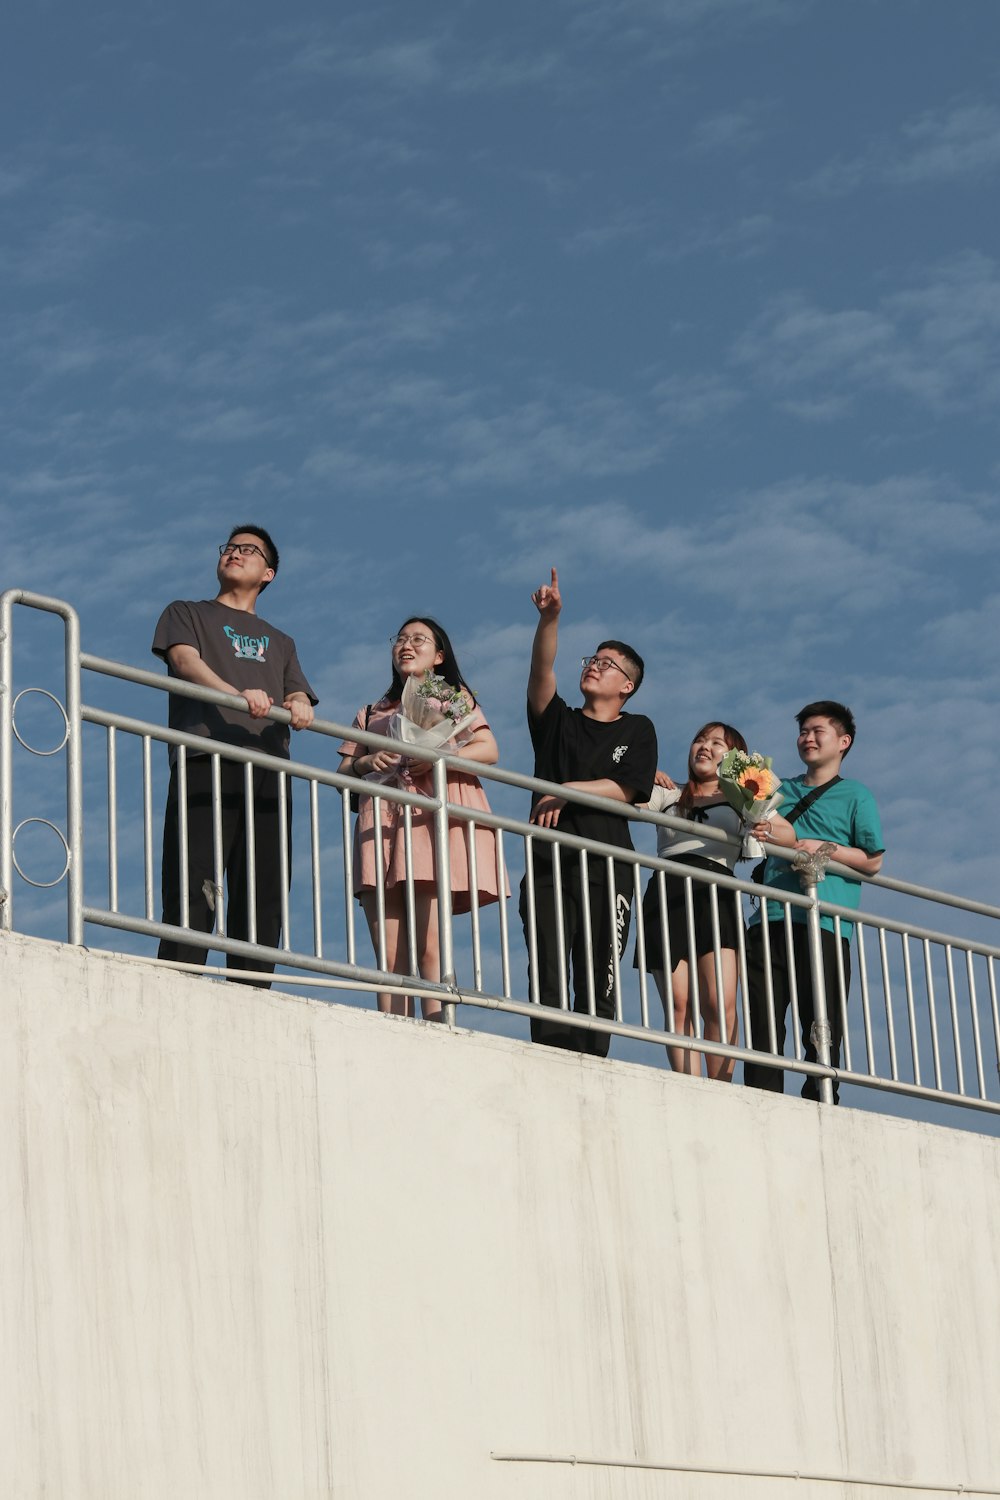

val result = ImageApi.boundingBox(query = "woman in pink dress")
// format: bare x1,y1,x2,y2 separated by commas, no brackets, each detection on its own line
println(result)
338,617,507,1020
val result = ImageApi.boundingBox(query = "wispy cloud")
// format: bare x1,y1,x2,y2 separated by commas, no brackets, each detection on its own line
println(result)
264,114,425,173
654,212,775,262
805,99,1000,196
652,373,743,426
492,475,993,627
366,238,454,271
179,403,288,445
278,22,563,97
688,104,772,154
0,206,139,284
562,209,648,256
733,252,1000,416
450,49,563,93
286,32,446,89
303,384,666,494
567,0,806,52
0,161,36,198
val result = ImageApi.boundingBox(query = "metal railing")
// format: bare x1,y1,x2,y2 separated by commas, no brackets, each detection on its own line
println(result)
3,587,1000,1122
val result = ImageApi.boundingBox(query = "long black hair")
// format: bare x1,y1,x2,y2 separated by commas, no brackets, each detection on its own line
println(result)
382,616,478,706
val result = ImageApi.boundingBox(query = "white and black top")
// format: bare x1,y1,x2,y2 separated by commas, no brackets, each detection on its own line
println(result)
647,785,742,872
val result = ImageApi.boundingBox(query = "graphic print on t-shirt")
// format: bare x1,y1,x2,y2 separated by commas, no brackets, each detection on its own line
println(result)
223,624,269,661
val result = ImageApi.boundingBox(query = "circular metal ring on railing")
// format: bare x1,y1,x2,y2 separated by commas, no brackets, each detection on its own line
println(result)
11,688,70,757
11,818,71,889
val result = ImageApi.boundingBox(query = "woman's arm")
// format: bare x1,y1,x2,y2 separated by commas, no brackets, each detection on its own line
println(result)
450,725,499,766
339,749,401,777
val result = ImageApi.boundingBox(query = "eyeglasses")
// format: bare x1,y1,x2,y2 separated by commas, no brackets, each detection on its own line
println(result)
581,655,632,681
391,633,436,649
220,542,270,563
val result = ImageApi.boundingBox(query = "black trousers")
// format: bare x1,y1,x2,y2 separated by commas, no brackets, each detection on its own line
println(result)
744,921,851,1102
520,858,633,1058
158,757,288,987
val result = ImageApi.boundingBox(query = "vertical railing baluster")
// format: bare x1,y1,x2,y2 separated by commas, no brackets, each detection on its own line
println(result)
467,820,482,992
496,831,511,998
211,754,225,938
634,863,650,1031
431,757,455,1028
315,781,327,961
243,762,257,945
177,745,189,930
924,939,943,1091
278,771,290,952
106,726,118,913
578,849,595,1017
856,924,876,1076
901,933,920,1088
945,945,965,1096
966,950,986,1100
879,928,898,1081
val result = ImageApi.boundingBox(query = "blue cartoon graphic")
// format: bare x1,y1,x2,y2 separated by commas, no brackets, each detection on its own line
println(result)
223,625,269,661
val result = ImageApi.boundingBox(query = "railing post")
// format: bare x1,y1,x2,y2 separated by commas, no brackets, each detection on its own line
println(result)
0,590,84,943
798,853,834,1106
63,600,84,945
0,593,14,932
432,755,456,1027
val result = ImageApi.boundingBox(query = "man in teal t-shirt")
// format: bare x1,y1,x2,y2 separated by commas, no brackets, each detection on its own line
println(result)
744,701,884,1103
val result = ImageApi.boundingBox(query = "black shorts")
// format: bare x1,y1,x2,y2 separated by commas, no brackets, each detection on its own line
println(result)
635,855,743,972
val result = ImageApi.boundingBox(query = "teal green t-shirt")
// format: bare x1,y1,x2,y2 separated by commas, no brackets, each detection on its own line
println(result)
749,775,884,940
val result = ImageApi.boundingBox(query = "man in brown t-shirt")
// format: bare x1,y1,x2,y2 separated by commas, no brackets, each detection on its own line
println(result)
152,525,317,984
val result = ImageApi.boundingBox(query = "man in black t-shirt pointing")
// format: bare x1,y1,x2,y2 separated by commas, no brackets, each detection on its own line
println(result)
521,567,657,1056
152,525,317,985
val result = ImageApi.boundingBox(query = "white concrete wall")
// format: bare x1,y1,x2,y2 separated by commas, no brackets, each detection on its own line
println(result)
2,929,999,1500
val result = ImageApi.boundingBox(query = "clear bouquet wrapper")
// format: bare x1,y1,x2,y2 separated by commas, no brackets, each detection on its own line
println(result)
368,672,478,786
717,747,784,860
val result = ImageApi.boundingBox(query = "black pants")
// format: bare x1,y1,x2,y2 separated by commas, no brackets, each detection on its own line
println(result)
520,858,633,1058
744,922,851,1102
158,757,288,987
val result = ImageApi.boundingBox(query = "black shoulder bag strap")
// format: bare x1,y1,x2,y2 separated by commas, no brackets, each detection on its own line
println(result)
750,775,842,884
349,704,374,813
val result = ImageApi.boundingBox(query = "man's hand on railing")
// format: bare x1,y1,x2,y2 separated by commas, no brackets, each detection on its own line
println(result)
530,793,567,828
242,689,275,719
284,692,314,731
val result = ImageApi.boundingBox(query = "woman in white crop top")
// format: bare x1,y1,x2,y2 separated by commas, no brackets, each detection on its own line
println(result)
636,722,747,1081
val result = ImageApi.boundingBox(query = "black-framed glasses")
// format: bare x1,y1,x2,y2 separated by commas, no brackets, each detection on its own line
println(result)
220,542,270,563
581,655,632,681
390,632,436,648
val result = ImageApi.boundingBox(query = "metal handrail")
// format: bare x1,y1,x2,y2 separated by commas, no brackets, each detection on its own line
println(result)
5,590,1000,1122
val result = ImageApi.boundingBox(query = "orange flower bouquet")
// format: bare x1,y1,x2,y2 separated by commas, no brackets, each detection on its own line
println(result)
718,747,784,858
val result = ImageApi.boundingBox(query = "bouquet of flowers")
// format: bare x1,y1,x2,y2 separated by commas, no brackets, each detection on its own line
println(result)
717,747,784,859
369,673,478,786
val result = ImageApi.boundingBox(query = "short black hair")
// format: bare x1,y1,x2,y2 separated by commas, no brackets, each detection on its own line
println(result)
796,700,856,755
597,639,644,697
228,524,279,589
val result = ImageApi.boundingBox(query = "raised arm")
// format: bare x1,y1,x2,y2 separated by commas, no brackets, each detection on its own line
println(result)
528,566,562,717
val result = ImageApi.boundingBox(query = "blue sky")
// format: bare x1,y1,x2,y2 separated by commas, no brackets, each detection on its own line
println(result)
4,1,1000,965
